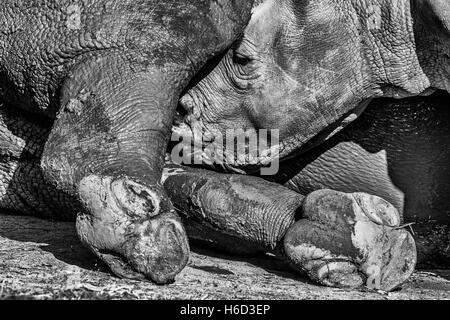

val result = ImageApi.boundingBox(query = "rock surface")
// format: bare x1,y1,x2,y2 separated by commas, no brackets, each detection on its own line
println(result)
0,213,448,300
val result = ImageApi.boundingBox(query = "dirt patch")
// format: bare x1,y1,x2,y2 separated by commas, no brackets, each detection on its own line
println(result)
0,213,448,300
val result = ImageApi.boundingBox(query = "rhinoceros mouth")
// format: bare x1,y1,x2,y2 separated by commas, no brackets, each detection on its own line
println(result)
169,124,281,175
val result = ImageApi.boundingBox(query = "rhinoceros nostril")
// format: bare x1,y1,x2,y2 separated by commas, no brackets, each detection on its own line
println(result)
178,92,195,116
177,101,189,117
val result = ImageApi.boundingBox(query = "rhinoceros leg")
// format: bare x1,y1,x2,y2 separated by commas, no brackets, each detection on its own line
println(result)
162,164,304,255
40,55,189,284
163,165,417,291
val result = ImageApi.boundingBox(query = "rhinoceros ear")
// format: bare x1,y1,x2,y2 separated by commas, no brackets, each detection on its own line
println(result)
417,0,450,35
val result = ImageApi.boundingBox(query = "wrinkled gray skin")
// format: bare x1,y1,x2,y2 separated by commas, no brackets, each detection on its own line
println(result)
0,0,254,284
0,0,439,290
176,0,450,265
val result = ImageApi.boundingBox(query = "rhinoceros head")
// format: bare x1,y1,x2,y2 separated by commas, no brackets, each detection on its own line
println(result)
174,0,450,173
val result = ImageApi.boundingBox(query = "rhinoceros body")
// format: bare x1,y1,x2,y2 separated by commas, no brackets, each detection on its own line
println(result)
0,0,442,290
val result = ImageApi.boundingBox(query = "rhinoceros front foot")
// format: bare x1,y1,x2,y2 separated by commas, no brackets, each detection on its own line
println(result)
75,175,190,284
284,190,417,291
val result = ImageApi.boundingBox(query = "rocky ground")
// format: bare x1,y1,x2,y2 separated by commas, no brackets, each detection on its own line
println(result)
0,213,448,300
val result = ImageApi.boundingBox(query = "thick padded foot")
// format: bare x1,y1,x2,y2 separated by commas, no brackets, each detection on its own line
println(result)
284,189,417,291
76,175,190,284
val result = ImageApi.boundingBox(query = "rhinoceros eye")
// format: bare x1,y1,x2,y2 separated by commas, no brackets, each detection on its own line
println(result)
232,50,253,66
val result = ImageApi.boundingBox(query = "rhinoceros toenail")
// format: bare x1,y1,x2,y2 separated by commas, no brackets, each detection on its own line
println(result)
127,184,156,213
112,180,161,218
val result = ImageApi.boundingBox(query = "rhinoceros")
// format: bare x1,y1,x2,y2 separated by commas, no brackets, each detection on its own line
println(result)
0,0,437,292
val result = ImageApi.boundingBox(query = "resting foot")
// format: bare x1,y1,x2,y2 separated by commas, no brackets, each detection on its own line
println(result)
76,175,189,284
284,189,417,291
